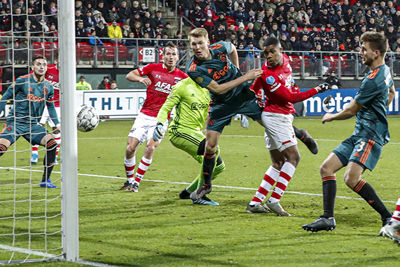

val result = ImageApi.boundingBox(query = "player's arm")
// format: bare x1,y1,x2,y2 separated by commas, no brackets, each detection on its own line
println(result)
126,69,151,87
156,85,182,123
322,99,361,124
206,69,263,95
387,85,395,106
229,44,239,68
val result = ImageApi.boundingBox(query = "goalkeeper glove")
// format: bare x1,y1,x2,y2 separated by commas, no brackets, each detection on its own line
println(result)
315,83,332,93
153,122,165,142
240,115,249,128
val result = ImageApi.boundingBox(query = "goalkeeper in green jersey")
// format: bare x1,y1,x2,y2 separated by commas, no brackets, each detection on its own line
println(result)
153,77,225,205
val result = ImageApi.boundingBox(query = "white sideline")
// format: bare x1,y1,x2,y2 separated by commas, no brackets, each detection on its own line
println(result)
0,167,395,204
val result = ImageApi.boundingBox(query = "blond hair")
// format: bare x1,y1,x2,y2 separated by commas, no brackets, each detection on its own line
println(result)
188,28,209,41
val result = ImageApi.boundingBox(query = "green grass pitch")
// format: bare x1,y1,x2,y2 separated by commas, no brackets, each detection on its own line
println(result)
1,116,400,266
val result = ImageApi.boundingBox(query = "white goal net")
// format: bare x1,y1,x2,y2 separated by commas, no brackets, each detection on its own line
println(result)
0,0,78,264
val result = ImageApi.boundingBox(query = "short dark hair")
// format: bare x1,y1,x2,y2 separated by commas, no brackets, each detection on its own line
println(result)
360,31,388,56
263,36,280,47
165,41,177,49
32,55,47,64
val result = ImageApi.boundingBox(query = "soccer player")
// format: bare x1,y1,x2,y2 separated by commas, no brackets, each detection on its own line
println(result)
380,196,400,244
120,41,188,192
303,32,395,232
31,62,61,164
0,56,59,188
153,77,225,205
246,37,330,215
186,27,264,201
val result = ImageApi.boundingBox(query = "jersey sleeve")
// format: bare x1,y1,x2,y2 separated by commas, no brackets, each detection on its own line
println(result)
259,73,318,103
187,68,213,88
209,41,231,54
137,63,156,77
156,81,183,123
355,78,379,105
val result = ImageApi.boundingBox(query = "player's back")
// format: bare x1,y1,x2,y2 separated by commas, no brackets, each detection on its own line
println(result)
186,41,254,104
354,64,393,145
170,78,210,131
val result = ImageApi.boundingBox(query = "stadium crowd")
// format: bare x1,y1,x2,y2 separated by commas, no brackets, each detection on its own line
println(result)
1,0,400,54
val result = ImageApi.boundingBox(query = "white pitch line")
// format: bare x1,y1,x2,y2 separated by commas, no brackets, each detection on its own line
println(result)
0,167,396,204
0,244,60,259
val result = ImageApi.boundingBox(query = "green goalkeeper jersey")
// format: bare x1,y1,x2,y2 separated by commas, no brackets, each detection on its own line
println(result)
157,77,210,131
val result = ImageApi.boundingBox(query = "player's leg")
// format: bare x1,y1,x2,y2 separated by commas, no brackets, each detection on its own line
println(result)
0,122,17,157
303,152,343,232
345,139,392,225
380,196,400,243
247,148,282,214
293,125,318,155
31,108,50,164
121,136,140,190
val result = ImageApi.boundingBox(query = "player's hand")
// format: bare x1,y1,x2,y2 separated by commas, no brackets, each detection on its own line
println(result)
315,83,331,93
153,122,165,142
140,77,151,87
53,125,61,134
244,69,263,81
322,113,335,124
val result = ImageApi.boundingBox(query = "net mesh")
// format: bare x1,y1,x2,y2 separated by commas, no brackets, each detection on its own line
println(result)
0,0,62,263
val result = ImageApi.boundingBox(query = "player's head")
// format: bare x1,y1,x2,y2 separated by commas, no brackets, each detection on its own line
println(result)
163,41,179,69
188,28,210,60
32,55,48,77
263,36,283,68
360,31,388,67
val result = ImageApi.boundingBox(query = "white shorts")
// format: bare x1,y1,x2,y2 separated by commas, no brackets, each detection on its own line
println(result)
128,113,168,144
261,111,297,152
40,106,61,127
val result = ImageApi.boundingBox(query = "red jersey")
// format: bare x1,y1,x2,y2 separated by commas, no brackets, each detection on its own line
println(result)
30,64,60,107
137,63,188,117
251,54,317,114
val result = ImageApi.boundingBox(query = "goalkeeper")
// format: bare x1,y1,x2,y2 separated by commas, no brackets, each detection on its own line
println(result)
153,77,225,205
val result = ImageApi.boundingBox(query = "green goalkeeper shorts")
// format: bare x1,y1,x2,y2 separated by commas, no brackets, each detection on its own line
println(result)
168,126,205,163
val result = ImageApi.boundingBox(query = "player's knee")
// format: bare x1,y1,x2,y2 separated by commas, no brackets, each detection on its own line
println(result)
0,144,8,157
343,174,359,189
319,162,331,177
46,139,57,150
205,143,217,154
287,153,300,167
272,160,284,170
126,143,137,155
145,143,157,155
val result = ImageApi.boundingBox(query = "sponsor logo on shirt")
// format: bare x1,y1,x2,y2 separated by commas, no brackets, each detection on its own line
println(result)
213,65,230,80
154,81,172,94
266,76,275,85
190,102,209,110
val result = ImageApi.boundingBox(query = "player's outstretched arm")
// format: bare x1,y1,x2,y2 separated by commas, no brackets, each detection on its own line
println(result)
126,69,151,86
387,85,395,106
322,99,361,124
206,69,263,95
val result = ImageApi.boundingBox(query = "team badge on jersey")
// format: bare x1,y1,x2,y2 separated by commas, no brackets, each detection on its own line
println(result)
266,76,275,85
195,77,204,84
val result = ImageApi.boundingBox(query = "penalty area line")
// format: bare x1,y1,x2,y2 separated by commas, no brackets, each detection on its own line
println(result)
0,167,395,204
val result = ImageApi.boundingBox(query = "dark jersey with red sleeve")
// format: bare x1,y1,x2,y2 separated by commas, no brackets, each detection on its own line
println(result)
137,63,188,117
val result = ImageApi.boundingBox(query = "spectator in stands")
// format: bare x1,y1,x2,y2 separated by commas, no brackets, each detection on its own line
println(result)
89,29,104,50
299,34,312,53
204,17,215,36
233,4,247,25
290,35,301,51
108,4,120,23
258,34,268,50
13,7,26,26
117,1,130,23
108,20,122,41
75,9,83,22
280,34,292,51
139,32,154,47
386,25,397,45
237,33,247,47
93,10,106,26
328,7,340,26
215,12,228,29
98,76,111,89
214,23,226,42
95,20,108,42
76,76,92,90
154,10,166,28
247,9,256,24
75,0,84,13
244,42,260,71
214,0,227,15
124,31,138,66
391,37,400,52
141,21,155,38
110,80,118,90
121,21,131,38
287,5,298,23
130,0,140,15
163,22,175,38
76,20,88,43
297,7,310,27
325,70,342,89
191,4,206,27
142,11,155,29
83,9,96,29
131,20,142,38
96,1,109,21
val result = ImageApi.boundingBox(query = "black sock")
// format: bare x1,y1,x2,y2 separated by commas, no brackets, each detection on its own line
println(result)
203,152,216,185
322,179,337,218
354,180,392,219
293,125,303,139
216,156,223,166
42,139,57,182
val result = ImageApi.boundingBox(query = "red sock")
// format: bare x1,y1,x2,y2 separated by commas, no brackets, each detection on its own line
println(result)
134,157,152,184
124,156,136,183
250,166,280,205
269,162,296,203
392,196,400,223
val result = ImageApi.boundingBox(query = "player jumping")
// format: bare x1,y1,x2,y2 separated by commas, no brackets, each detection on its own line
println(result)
153,77,225,205
246,37,331,215
120,41,188,192
303,32,395,232
0,56,60,188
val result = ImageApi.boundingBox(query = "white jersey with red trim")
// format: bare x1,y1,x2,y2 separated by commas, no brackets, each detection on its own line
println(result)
257,54,296,114
137,63,188,117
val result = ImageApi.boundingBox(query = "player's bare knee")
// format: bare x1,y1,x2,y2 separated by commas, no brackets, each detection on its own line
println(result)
272,160,284,170
144,144,157,155
319,162,332,177
205,143,217,154
0,144,8,157
126,144,137,157
287,153,300,167
343,174,359,189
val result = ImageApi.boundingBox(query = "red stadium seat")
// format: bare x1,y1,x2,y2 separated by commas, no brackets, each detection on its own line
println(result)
76,42,93,64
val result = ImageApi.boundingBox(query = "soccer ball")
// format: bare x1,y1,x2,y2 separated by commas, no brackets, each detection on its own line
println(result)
77,104,99,132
